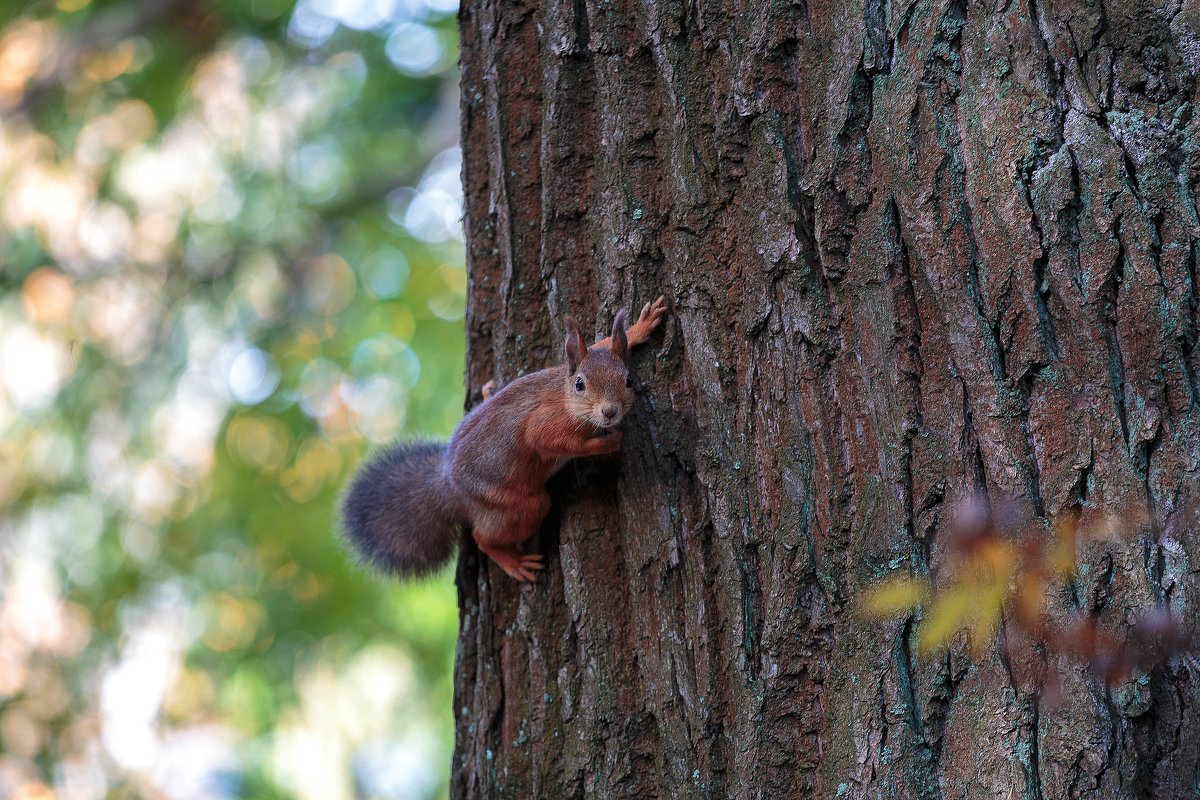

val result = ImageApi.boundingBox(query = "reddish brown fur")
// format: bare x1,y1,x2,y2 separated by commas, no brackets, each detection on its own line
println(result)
341,297,667,583
446,297,665,581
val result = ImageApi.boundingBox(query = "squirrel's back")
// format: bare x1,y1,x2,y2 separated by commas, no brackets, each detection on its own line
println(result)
340,440,463,577
445,367,566,493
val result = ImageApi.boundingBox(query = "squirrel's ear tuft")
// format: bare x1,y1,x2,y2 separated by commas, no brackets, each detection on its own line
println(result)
564,316,586,372
610,309,629,362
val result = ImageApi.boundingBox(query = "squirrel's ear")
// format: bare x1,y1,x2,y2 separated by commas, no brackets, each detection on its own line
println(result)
564,316,586,373
610,309,629,362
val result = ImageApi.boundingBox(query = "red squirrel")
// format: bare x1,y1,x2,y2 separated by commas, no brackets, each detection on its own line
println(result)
341,296,668,582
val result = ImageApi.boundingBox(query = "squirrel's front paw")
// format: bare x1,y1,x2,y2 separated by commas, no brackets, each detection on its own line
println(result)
601,429,623,452
638,295,668,330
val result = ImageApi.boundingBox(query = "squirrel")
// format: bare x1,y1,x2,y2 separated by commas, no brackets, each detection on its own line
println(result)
340,296,668,582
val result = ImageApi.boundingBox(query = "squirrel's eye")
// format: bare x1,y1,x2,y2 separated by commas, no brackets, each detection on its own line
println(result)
575,376,585,392
625,373,633,388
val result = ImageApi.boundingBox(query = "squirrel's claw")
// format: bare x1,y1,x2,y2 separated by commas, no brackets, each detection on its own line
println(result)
624,295,668,347
510,554,545,583
638,295,668,329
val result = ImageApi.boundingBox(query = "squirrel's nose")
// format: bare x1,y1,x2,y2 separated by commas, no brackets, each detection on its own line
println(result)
601,403,619,420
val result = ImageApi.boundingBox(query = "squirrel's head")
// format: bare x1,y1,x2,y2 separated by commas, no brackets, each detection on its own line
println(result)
562,310,635,429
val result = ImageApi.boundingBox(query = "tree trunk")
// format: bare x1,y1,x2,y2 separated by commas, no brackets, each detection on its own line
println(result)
451,0,1200,796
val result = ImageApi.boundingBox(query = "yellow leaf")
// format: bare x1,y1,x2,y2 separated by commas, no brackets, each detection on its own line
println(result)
916,585,975,655
968,580,1008,656
862,576,930,617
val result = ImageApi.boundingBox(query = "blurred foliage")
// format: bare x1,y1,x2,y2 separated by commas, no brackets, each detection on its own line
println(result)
863,502,1195,688
0,1,466,798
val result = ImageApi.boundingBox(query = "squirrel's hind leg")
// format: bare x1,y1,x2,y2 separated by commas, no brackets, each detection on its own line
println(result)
466,488,550,582
472,509,546,582
475,538,545,582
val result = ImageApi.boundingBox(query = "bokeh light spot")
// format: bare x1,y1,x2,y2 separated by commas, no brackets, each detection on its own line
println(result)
280,436,341,503
20,267,75,325
80,40,136,81
201,594,267,652
287,142,346,204
11,783,56,800
391,146,463,242
302,254,356,316
384,23,441,75
299,359,344,419
359,247,409,298
0,21,53,107
311,0,397,31
0,325,72,412
350,336,420,390
227,345,281,405
226,415,292,472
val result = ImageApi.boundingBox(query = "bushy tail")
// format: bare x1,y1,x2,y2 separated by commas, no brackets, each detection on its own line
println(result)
340,440,463,578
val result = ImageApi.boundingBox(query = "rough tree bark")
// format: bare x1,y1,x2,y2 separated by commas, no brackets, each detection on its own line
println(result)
451,0,1200,796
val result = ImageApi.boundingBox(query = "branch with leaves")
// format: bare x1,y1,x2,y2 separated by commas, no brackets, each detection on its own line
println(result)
865,502,1196,686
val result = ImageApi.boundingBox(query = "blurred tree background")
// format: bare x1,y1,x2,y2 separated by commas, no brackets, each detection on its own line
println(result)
0,1,465,798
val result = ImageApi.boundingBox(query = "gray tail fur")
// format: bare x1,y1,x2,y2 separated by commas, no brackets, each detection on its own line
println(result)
340,440,462,578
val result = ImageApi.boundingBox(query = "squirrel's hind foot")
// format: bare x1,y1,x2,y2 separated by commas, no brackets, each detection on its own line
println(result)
477,541,545,582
